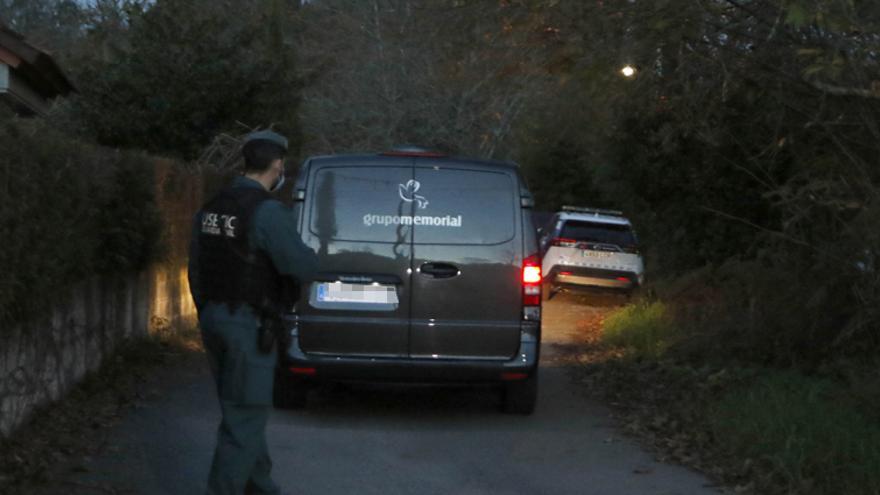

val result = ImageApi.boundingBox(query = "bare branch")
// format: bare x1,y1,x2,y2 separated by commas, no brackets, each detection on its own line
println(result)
807,79,880,99
700,205,847,263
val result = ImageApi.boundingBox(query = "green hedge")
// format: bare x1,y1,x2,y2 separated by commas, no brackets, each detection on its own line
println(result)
0,118,163,327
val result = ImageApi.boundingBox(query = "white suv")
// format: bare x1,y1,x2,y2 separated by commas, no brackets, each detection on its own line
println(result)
539,206,644,298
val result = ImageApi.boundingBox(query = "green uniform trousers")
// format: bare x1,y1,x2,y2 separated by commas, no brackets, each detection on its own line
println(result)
200,304,281,495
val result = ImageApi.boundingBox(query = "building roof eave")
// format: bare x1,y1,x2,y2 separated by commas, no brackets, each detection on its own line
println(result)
0,23,76,99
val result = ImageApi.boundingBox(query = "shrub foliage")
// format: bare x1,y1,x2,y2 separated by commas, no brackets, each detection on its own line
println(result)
0,118,163,327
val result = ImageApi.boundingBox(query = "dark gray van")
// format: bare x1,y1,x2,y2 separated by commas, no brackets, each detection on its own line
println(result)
275,148,542,414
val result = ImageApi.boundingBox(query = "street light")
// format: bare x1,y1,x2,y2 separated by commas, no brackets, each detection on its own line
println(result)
621,65,636,78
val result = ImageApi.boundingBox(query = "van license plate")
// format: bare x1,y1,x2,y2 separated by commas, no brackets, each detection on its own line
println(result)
316,282,399,304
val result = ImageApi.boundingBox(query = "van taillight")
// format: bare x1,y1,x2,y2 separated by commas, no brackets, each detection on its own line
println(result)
522,255,542,309
523,265,541,284
552,238,577,247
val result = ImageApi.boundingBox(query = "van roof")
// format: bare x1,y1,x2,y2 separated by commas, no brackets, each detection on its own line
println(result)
304,153,520,172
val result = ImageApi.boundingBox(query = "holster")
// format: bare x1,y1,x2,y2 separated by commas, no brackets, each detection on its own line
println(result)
257,312,277,354
256,280,299,355
257,310,290,355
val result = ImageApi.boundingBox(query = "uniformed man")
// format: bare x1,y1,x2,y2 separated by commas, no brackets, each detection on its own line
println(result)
188,130,318,495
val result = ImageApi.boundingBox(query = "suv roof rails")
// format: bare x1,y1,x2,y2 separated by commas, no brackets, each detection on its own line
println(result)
561,205,624,217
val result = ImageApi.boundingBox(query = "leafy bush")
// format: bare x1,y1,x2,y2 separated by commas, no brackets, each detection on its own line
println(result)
709,372,880,495
602,301,677,360
655,248,880,369
0,118,164,327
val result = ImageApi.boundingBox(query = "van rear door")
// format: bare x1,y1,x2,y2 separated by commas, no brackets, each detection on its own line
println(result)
409,162,522,360
297,159,414,357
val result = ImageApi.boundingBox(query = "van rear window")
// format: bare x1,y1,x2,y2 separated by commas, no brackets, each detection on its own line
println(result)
411,167,515,245
309,166,516,245
309,167,413,244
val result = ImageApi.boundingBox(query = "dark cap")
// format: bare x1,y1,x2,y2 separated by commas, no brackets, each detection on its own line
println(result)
243,130,288,151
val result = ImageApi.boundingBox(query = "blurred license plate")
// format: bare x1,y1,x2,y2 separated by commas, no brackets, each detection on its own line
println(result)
582,250,613,258
316,282,399,304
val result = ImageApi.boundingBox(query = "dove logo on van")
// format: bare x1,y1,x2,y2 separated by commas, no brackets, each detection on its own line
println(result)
399,180,429,209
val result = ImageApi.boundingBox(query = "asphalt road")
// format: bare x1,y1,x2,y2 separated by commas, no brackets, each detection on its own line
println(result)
34,293,721,495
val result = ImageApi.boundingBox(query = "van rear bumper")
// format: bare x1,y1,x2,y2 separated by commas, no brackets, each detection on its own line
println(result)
279,338,539,385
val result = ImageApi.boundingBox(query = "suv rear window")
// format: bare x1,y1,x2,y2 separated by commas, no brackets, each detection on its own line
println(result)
560,220,637,249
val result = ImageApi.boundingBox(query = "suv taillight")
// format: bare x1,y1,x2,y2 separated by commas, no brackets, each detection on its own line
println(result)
551,237,578,248
522,255,542,312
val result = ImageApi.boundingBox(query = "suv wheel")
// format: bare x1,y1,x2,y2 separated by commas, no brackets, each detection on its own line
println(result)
273,371,308,410
502,372,538,415
543,283,560,301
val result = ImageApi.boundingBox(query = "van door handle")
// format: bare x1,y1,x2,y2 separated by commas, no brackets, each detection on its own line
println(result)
419,263,460,279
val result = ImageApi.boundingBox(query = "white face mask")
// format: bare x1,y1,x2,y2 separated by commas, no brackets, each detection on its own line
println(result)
269,161,286,192
270,173,286,192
